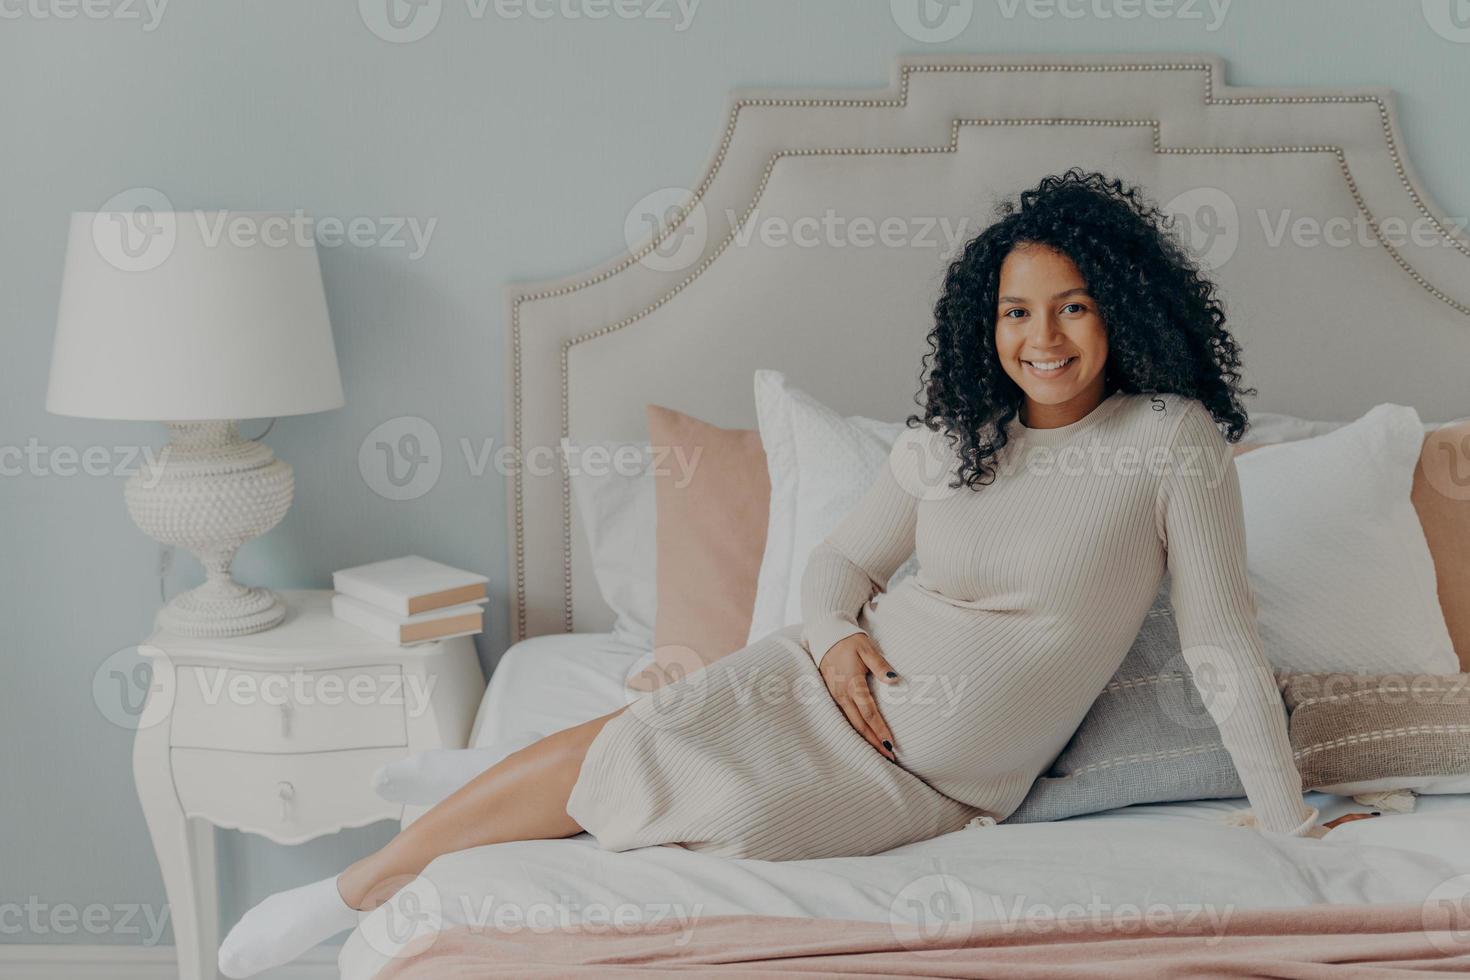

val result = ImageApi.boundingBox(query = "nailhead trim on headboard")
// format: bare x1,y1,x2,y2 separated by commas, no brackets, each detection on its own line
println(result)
507,60,1470,641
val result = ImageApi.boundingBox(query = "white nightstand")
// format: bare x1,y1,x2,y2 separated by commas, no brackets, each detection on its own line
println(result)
131,589,485,980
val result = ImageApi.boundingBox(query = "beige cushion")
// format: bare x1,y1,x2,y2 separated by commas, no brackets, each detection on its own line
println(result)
1236,420,1470,672
1280,672,1470,790
630,405,769,692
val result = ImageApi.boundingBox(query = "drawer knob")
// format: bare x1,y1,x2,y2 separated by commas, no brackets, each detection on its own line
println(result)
277,781,296,822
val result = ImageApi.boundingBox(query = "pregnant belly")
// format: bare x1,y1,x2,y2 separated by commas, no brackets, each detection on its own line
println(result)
857,580,1098,799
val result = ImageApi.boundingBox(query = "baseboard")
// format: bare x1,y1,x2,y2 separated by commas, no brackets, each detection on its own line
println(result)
0,944,338,980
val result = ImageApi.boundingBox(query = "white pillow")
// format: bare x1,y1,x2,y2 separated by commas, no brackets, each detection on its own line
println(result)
749,380,1456,676
1233,403,1457,674
746,370,916,643
1246,409,1464,443
561,437,657,649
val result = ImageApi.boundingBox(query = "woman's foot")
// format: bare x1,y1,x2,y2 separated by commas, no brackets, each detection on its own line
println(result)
216,875,359,978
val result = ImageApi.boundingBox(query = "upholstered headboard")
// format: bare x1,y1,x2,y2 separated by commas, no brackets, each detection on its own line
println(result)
503,53,1470,642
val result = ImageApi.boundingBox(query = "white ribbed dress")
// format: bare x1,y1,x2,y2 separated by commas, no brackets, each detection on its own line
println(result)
565,391,1319,860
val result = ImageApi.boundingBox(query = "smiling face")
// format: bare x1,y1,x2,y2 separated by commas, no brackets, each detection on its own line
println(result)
995,243,1110,428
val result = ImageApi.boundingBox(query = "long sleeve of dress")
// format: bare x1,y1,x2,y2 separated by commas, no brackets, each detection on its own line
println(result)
798,430,925,666
1156,403,1320,837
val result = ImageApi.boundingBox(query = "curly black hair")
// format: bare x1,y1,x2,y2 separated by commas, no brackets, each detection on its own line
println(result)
907,168,1255,491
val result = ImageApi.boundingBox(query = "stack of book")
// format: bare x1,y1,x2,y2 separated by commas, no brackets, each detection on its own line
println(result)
331,556,488,645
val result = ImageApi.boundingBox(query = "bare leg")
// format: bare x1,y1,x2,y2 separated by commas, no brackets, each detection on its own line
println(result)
217,706,630,978
339,704,626,909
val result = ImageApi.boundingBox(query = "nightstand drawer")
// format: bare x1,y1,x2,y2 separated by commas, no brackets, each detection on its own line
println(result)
170,665,408,753
172,747,404,844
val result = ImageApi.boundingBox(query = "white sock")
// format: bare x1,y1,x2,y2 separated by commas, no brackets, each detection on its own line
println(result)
217,875,359,979
372,732,545,806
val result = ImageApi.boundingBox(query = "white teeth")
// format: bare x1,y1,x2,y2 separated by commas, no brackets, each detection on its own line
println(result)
1027,357,1072,371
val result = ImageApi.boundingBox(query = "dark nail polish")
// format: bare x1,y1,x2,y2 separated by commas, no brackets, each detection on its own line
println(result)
885,671,897,679
1371,811,1381,816
883,740,893,751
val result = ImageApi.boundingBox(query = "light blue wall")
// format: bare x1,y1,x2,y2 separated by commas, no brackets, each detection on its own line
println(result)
3,0,1467,947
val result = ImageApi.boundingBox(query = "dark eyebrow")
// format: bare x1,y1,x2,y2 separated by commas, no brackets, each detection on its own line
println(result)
998,287,1091,305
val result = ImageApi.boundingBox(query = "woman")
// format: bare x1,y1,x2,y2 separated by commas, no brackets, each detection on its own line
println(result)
218,170,1325,977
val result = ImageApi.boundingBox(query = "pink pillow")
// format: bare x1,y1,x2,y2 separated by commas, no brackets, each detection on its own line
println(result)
629,405,770,692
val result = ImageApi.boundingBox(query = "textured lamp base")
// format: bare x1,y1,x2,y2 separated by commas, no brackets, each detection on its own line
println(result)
126,421,295,638
157,579,287,637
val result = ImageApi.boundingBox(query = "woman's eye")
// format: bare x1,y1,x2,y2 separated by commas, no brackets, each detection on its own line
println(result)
1061,302,1087,315
1002,308,1026,319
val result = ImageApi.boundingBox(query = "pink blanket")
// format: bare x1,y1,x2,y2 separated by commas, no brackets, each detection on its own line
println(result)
372,902,1470,979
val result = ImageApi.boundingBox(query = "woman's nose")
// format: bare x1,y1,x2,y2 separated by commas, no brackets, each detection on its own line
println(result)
1027,314,1063,344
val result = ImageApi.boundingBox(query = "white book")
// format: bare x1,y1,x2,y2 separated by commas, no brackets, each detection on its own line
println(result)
332,555,489,616
331,593,485,646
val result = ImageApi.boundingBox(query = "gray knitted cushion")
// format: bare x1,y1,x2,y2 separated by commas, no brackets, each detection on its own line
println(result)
1004,578,1249,824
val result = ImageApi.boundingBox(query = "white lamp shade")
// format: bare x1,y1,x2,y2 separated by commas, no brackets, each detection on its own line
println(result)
47,210,345,421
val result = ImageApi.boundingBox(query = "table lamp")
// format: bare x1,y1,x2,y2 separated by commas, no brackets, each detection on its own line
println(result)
46,210,345,637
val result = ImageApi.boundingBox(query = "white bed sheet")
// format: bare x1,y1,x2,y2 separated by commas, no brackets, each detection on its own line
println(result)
340,632,1470,979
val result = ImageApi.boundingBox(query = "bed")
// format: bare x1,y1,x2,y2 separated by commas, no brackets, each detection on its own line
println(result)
341,54,1470,976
